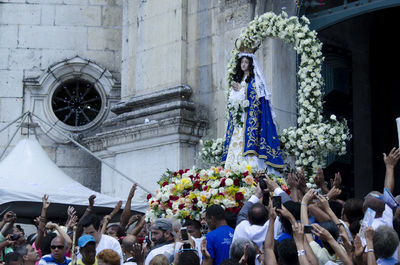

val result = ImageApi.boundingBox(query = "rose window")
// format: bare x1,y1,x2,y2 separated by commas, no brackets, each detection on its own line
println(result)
51,79,102,127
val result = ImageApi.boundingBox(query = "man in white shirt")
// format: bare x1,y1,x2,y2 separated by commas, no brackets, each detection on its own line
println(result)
233,177,289,248
80,214,123,264
144,219,176,265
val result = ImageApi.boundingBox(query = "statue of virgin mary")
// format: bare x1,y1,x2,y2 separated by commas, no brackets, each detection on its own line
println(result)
222,43,284,173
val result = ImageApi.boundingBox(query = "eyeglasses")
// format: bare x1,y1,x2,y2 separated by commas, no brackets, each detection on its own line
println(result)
51,245,64,250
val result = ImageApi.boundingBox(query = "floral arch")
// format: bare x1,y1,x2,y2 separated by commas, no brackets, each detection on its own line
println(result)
224,11,350,182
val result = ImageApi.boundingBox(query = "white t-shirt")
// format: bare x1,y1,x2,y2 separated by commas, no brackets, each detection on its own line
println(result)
144,243,175,265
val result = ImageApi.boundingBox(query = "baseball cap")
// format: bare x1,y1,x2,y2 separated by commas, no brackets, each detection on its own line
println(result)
150,219,177,237
78,235,96,248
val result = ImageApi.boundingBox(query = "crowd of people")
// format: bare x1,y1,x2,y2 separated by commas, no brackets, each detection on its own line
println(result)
2,147,400,265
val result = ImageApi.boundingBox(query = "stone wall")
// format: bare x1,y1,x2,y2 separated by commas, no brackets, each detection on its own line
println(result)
0,0,123,191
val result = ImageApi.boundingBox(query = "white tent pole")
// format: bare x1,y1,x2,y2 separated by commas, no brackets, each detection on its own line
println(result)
31,112,153,196
0,112,29,134
0,112,29,161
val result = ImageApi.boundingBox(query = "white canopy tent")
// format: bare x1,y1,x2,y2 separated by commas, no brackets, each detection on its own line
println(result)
0,138,147,222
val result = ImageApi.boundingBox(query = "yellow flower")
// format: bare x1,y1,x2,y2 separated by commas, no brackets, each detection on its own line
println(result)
181,178,192,188
245,164,252,174
200,195,207,202
176,184,184,192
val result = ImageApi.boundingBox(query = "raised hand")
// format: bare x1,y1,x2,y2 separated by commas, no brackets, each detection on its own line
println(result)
231,81,240,91
287,173,299,189
128,184,138,199
42,194,50,209
330,172,342,189
384,147,400,169
311,223,332,242
302,189,316,205
326,187,342,200
3,211,16,223
45,221,57,230
88,195,96,207
354,234,365,258
67,206,76,218
315,194,330,212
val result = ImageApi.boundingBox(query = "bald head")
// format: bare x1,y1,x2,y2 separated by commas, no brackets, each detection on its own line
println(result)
364,192,385,217
51,236,65,246
122,235,136,253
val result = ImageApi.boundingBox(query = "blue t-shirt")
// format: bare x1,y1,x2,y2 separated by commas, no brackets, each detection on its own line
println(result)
205,225,234,265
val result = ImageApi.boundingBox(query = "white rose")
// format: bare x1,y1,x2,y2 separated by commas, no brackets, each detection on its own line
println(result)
330,114,337,120
225,178,233,186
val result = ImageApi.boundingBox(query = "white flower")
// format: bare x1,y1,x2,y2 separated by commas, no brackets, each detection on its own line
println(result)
330,114,337,120
329,128,336,135
225,178,233,186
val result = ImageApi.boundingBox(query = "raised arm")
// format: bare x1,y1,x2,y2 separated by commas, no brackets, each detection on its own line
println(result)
101,200,122,234
312,223,353,265
120,184,137,230
314,168,329,194
46,222,72,252
300,189,316,243
129,215,145,237
383,147,400,193
264,203,278,265
35,194,50,250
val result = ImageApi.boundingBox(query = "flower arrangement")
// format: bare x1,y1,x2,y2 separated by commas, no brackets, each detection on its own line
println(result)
146,164,258,222
227,98,250,127
225,12,351,179
198,138,225,167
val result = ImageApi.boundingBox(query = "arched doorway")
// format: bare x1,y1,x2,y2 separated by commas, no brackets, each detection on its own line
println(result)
300,1,400,197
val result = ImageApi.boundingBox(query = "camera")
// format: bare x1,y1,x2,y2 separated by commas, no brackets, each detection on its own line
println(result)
271,196,282,209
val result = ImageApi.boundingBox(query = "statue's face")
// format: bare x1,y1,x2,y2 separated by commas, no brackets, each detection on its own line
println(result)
241,57,250,72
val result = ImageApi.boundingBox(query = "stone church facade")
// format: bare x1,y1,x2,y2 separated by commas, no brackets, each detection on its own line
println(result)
0,0,298,203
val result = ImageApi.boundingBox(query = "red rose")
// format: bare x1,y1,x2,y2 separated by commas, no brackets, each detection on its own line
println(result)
193,181,201,190
218,193,225,197
147,194,152,200
192,198,198,203
192,205,198,211
178,169,184,175
235,192,244,201
203,186,208,191
234,179,240,186
162,181,169,187
242,171,249,177
185,169,190,173
173,172,178,176
167,201,173,208
220,178,226,187
178,204,185,210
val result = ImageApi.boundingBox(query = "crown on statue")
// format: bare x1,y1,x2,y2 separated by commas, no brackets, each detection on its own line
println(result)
235,38,260,53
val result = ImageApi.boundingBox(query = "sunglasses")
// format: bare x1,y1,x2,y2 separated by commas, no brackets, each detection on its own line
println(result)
51,245,64,250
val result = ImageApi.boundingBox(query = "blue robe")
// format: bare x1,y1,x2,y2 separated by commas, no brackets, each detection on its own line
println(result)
222,78,284,169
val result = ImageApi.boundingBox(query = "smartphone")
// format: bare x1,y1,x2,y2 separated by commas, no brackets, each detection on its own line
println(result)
145,235,151,246
262,192,270,206
271,196,282,209
258,176,267,190
304,225,313,234
180,227,189,241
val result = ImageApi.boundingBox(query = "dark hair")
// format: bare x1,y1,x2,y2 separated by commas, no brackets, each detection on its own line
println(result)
225,211,237,229
329,200,343,220
42,232,57,255
280,201,301,234
106,224,126,239
277,239,298,265
248,203,268,226
343,198,364,236
233,56,255,83
81,214,101,230
4,252,22,265
183,220,201,231
229,238,256,265
206,205,226,221
14,244,28,256
178,251,200,265
319,220,339,255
